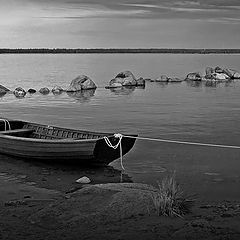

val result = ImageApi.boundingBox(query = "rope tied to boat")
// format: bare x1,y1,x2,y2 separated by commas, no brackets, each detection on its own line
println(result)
104,132,240,172
0,119,11,131
104,133,124,170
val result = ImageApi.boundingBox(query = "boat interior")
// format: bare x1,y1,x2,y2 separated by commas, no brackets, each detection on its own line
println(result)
0,119,106,140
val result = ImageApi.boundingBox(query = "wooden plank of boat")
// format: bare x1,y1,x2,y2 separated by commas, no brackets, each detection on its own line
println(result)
0,119,137,165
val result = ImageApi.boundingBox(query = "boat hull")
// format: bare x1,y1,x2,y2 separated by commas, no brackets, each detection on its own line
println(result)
0,119,137,165
0,135,136,165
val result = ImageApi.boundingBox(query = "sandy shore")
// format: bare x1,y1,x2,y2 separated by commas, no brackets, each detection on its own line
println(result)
0,156,240,240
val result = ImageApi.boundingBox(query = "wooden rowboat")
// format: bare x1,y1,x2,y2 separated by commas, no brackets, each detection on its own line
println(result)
0,119,137,166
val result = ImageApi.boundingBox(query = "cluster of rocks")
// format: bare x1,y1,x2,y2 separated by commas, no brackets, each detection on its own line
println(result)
105,71,145,88
2,67,240,97
0,75,97,98
152,75,182,83
105,72,183,87
186,66,240,81
205,67,240,80
12,86,65,98
1,71,147,98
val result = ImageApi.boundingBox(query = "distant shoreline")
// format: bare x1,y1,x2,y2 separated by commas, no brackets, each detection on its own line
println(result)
0,48,240,54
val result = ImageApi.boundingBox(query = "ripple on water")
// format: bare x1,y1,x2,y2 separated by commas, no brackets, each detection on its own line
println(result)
204,172,220,176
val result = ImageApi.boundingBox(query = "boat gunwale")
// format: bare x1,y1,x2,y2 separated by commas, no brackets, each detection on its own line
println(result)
0,133,110,143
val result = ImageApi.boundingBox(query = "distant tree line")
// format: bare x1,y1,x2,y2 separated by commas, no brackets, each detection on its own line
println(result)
0,48,240,54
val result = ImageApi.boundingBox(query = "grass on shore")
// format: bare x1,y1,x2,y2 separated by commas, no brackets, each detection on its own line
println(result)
151,173,195,217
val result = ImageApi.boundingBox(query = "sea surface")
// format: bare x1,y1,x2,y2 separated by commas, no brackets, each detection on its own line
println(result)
1,53,240,200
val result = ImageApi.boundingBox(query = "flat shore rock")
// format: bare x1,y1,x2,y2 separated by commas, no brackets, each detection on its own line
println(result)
0,168,240,240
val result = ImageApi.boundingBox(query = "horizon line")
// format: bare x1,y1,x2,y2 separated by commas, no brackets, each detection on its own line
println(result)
1,48,240,54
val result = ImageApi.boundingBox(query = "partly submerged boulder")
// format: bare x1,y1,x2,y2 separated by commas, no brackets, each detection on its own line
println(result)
168,77,183,83
215,66,224,74
27,88,37,94
155,75,169,82
205,66,230,80
106,71,137,88
212,73,230,80
185,72,202,81
136,77,145,86
67,75,97,92
205,66,240,80
117,71,137,86
205,67,215,79
52,85,64,95
155,75,183,83
0,84,10,93
226,69,240,79
13,87,26,98
106,81,122,88
39,87,50,95
222,68,234,78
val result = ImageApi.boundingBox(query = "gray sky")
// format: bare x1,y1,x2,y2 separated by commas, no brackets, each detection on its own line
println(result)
0,0,240,48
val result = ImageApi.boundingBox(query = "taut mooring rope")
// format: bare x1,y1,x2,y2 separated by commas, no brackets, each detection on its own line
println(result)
104,132,240,171
123,135,240,150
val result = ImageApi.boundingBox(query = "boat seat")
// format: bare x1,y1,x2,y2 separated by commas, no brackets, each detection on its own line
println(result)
0,129,35,136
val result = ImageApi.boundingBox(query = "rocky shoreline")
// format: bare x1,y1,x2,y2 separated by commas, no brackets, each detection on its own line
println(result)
1,67,240,99
0,158,239,240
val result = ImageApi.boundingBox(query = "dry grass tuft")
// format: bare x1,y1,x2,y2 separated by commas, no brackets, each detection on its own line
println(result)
151,173,195,217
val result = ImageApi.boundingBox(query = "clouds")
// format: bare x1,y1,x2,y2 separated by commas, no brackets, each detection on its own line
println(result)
1,0,240,21
114,0,240,21
0,0,240,48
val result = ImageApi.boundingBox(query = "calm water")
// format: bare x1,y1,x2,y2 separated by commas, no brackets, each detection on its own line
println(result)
1,54,240,200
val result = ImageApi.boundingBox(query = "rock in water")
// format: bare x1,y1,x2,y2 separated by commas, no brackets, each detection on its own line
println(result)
76,176,91,184
52,86,64,94
106,71,137,88
233,72,240,79
28,88,37,94
205,67,214,79
155,75,169,82
185,72,202,81
106,81,122,88
0,85,10,93
168,77,183,83
136,77,145,86
205,67,240,80
215,66,224,73
13,87,26,98
120,71,137,86
39,87,50,95
67,75,97,91
227,69,240,79
212,73,229,80
223,68,234,78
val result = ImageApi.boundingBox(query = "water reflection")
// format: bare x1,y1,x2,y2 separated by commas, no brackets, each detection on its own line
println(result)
0,153,132,191
186,80,234,88
66,89,96,102
52,90,64,96
155,82,169,88
109,86,145,95
224,81,235,87
204,80,219,88
186,80,202,88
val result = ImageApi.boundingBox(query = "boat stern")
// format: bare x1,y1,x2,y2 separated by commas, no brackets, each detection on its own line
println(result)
93,135,137,165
